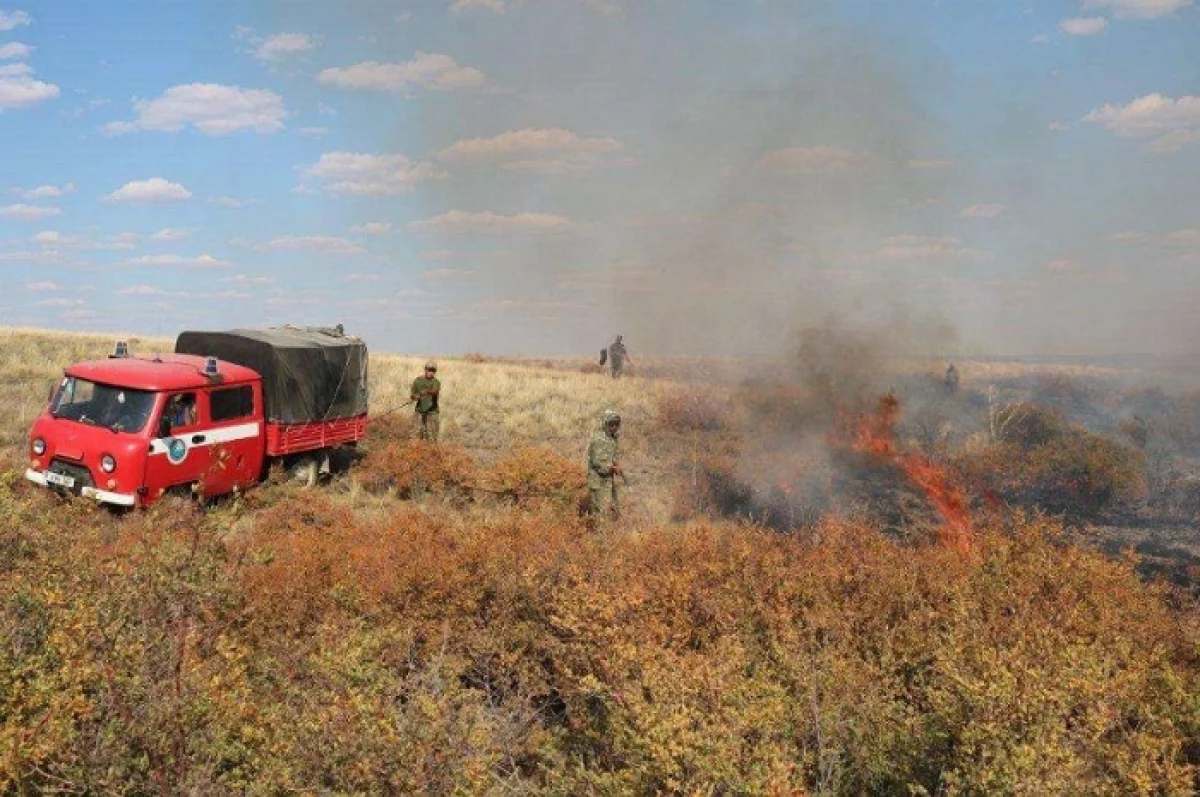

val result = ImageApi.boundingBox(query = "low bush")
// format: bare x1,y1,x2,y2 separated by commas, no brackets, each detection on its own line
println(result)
656,386,731,434
485,446,587,511
356,439,476,498
956,422,1146,519
0,477,1197,793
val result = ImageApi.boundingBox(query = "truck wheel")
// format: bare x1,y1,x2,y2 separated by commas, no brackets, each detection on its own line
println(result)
290,457,319,489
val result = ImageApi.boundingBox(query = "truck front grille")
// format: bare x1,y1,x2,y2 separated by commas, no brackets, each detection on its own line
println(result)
48,459,95,497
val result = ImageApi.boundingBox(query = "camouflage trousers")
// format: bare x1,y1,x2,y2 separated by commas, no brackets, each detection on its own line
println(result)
416,410,440,442
610,358,624,378
588,479,619,520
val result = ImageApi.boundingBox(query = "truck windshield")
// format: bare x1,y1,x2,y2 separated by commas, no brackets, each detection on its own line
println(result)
50,377,156,433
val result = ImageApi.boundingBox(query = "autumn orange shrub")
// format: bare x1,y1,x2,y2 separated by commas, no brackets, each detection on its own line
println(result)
1,467,1197,794
355,439,476,498
364,412,414,445
485,446,587,510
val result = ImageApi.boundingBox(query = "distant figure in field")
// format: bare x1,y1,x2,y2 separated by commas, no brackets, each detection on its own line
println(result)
607,335,631,378
410,361,441,442
587,410,623,523
944,362,960,395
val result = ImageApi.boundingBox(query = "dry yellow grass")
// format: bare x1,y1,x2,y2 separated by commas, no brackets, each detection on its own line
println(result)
4,327,1155,525
1,328,694,522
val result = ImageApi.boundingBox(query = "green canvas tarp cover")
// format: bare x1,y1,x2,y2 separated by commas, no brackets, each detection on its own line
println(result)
175,327,369,423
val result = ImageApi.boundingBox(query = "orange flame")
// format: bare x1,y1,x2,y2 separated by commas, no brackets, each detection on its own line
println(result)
848,394,972,554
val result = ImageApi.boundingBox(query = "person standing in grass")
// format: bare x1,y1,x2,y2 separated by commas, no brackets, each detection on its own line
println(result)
587,410,623,522
410,361,441,442
608,335,631,378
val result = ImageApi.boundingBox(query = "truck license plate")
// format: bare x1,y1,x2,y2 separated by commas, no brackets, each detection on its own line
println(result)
45,472,75,489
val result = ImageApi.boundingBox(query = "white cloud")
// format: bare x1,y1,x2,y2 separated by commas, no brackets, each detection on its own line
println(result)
409,210,574,235
350,221,393,235
128,254,232,268
103,83,287,135
254,33,317,62
0,62,59,110
347,272,383,282
221,273,272,286
757,146,871,173
208,195,257,208
253,235,366,255
150,227,194,242
104,178,192,203
38,297,85,308
318,52,488,93
0,9,30,30
298,126,328,137
1031,33,1051,44
1059,17,1109,35
0,41,32,59
419,249,454,262
23,280,61,291
30,229,65,245
1083,93,1200,152
960,203,1007,219
1082,0,1192,18
12,182,74,199
858,234,990,264
436,127,628,175
118,284,176,296
452,0,505,14
0,203,59,220
35,230,137,251
304,151,446,195
0,248,69,264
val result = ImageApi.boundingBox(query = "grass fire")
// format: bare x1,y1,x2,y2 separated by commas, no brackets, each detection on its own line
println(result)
1,327,1197,794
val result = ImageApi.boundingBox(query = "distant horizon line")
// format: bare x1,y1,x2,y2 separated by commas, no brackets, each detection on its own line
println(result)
4,326,1199,364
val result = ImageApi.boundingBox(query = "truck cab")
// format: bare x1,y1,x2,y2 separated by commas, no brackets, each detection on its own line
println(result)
25,350,265,507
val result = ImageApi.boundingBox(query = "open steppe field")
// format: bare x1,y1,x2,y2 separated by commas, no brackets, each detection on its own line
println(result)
1,327,1199,793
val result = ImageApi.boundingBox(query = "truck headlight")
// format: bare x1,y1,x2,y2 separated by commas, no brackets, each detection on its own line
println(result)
32,438,45,456
101,454,117,473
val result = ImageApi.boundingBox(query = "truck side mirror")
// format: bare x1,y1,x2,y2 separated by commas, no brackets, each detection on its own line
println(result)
157,416,172,439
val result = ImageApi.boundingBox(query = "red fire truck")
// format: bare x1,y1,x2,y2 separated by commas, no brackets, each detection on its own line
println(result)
25,326,368,507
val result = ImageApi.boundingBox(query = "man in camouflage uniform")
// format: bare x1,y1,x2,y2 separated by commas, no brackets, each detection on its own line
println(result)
608,335,631,378
587,410,623,521
410,361,441,442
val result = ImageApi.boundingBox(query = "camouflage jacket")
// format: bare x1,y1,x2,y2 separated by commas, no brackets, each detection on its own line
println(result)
410,376,440,414
587,431,620,489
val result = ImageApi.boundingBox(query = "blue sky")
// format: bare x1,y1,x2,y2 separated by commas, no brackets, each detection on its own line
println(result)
2,0,1199,356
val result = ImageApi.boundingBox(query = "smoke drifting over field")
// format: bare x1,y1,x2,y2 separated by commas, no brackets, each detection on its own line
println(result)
420,3,958,357
233,0,1200,357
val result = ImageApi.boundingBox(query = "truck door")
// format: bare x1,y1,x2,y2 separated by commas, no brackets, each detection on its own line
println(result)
201,382,264,496
145,391,210,499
